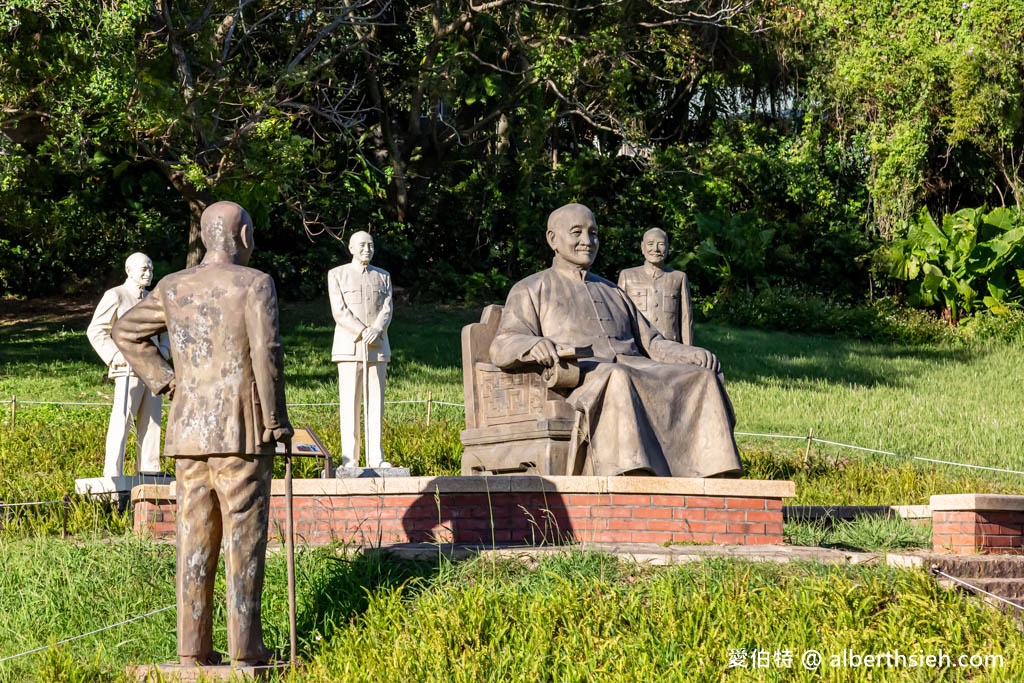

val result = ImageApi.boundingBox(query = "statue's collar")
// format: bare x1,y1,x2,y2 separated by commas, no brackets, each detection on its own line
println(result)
644,262,666,278
551,258,589,281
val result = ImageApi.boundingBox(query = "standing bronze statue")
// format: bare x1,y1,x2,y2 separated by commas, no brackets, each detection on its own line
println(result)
618,228,694,345
490,203,742,478
113,201,292,667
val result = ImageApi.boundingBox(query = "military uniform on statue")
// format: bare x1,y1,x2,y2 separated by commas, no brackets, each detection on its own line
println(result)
87,252,169,477
328,231,393,469
618,228,694,345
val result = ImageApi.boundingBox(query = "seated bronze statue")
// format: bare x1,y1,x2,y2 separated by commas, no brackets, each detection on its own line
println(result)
461,203,742,478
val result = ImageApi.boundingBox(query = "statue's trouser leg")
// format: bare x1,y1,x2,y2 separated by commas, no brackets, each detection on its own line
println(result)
175,457,221,663
337,362,362,467
103,376,133,477
134,383,163,473
364,363,387,467
213,454,273,663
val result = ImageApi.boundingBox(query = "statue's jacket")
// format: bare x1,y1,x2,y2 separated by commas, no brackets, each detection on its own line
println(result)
327,262,393,362
88,282,169,378
618,265,693,345
111,262,289,457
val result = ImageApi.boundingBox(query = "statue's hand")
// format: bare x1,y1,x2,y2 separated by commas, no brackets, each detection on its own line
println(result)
527,338,559,367
110,350,128,371
263,425,294,445
361,326,382,345
684,346,721,373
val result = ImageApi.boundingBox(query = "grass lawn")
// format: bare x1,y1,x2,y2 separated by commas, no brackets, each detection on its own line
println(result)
2,537,1022,682
2,298,1021,506
3,298,1024,680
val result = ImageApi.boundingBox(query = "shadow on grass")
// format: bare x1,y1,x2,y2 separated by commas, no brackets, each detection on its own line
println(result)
286,548,441,648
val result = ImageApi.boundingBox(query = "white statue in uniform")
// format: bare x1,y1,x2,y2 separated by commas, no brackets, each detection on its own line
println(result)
328,231,393,468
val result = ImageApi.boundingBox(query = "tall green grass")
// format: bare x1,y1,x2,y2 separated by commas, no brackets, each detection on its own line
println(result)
3,541,1022,682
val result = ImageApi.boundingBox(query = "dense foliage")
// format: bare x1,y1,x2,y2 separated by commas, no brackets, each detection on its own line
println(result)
2,0,1024,318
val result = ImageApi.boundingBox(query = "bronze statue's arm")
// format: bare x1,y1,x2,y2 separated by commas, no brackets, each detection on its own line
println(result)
246,273,292,443
627,287,720,372
489,284,554,369
111,286,176,395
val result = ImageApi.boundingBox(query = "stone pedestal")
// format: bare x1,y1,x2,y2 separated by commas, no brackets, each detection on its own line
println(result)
130,661,296,681
75,472,175,510
134,476,795,547
334,466,411,478
932,494,1024,554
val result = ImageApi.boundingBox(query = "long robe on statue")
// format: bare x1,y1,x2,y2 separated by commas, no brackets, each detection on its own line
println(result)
490,259,743,478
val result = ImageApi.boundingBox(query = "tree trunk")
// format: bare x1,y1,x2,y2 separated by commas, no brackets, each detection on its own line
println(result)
185,196,206,267
159,165,211,268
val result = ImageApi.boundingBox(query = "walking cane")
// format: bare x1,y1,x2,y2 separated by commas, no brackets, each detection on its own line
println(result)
284,440,297,667
362,338,371,468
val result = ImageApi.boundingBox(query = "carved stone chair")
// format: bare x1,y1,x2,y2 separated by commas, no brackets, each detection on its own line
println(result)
460,305,583,475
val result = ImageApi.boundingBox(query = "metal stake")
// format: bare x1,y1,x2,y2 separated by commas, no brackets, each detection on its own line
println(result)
285,442,297,667
803,427,814,467
62,494,70,539
427,391,433,426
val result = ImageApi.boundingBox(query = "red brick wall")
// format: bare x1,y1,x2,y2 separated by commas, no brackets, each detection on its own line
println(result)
933,510,1024,555
135,490,785,546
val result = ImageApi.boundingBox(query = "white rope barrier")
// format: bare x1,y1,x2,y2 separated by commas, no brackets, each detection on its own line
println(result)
0,500,64,509
735,431,1024,478
0,605,174,664
1,398,466,409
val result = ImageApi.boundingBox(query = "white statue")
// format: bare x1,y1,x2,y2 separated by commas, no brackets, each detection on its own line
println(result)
87,252,169,477
328,231,393,468
618,228,694,345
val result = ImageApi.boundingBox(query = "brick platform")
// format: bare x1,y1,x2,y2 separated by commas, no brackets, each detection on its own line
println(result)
133,476,794,547
931,494,1024,555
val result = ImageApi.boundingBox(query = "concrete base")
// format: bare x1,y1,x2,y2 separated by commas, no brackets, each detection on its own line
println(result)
333,466,411,478
130,660,296,681
75,473,175,495
75,473,175,510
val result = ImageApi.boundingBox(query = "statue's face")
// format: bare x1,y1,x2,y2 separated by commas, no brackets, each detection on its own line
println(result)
350,233,374,266
548,208,599,268
126,255,154,288
641,230,668,266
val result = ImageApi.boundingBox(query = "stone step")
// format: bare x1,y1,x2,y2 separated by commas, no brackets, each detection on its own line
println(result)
936,577,1024,607
784,505,930,524
929,554,1024,580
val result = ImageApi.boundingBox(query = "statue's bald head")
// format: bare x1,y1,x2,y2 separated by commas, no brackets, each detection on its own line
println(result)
641,227,669,267
643,228,668,243
124,252,153,288
547,203,595,234
200,201,254,265
546,203,599,269
348,230,375,266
